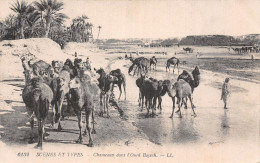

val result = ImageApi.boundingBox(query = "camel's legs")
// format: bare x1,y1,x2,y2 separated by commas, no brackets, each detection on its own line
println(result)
28,108,34,144
188,95,196,117
170,97,175,118
99,93,104,116
146,99,150,116
91,109,96,134
36,120,43,149
85,109,94,147
76,111,83,143
106,94,110,117
123,82,126,100
141,93,144,112
177,98,182,118
157,96,162,113
118,84,122,100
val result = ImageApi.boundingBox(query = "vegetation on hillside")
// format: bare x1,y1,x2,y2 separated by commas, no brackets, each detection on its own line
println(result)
0,0,101,48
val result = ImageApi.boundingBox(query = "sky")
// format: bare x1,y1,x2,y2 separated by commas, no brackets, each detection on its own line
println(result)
0,0,260,39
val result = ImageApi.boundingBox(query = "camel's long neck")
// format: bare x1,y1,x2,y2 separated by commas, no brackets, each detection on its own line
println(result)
192,74,200,88
166,84,176,97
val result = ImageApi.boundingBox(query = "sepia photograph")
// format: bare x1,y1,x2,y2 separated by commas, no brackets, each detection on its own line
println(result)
0,0,259,162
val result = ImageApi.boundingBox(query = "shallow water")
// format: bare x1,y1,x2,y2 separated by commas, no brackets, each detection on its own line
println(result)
110,59,260,146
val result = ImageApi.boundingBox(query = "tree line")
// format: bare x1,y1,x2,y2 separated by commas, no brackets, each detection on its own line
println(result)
0,0,102,48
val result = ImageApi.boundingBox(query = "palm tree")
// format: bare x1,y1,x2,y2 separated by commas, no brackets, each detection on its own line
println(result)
80,15,89,42
97,25,102,42
34,0,69,38
27,12,41,37
10,0,34,39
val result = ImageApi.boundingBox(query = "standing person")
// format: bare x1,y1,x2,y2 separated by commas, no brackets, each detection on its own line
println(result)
86,57,91,70
221,78,230,109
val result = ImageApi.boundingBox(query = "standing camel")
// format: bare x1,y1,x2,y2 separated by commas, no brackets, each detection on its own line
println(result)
128,57,150,76
166,57,180,74
183,47,193,53
68,75,95,147
177,66,200,109
22,77,53,149
161,79,196,118
110,69,126,100
150,56,157,71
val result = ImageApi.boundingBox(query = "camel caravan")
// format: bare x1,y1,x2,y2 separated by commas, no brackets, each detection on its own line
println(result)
20,51,201,149
20,52,128,148
231,46,260,54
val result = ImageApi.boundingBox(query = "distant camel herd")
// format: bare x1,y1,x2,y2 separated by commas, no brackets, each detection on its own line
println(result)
19,52,200,149
231,46,260,54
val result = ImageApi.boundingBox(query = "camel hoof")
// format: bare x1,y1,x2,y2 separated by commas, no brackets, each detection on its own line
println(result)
34,145,43,150
87,142,94,147
179,115,182,118
184,106,188,109
193,114,197,117
169,115,173,118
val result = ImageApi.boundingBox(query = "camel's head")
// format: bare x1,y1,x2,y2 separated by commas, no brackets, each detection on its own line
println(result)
162,79,176,97
192,66,200,82
106,75,118,83
68,77,81,89
110,69,121,77
95,68,105,75
64,59,73,68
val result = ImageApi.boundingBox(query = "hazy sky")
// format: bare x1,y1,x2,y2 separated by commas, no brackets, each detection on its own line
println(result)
0,0,259,39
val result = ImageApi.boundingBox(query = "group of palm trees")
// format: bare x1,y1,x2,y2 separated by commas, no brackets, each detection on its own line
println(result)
0,0,102,44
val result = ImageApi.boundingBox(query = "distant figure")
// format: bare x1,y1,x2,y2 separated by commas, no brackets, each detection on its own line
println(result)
221,78,230,109
75,52,78,58
86,57,91,70
251,54,254,61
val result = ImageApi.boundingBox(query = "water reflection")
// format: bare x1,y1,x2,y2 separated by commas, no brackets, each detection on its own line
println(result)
220,110,230,138
171,116,200,143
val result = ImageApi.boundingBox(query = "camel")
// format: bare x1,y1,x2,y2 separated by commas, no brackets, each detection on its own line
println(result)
166,57,180,74
232,48,242,54
95,68,118,117
110,69,126,100
177,66,200,109
138,77,164,116
128,57,150,77
161,79,196,118
51,60,63,74
183,47,193,53
50,70,71,130
150,56,157,71
68,75,96,147
22,77,53,149
136,73,147,108
28,60,52,77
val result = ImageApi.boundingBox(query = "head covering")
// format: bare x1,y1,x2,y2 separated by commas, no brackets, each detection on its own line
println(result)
225,78,230,83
